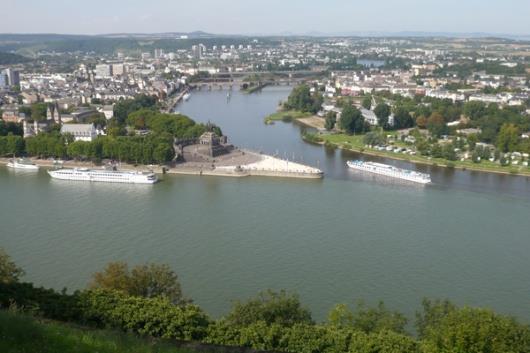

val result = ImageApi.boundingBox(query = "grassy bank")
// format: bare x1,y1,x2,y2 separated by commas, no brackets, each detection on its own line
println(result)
0,310,190,353
306,133,530,177
264,110,312,124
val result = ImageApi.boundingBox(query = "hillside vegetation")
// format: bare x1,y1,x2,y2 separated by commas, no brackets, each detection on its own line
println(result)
0,51,31,65
1,249,530,353
0,310,191,353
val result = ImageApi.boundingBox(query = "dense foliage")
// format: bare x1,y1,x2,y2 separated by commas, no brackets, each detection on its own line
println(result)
0,310,191,353
0,134,25,156
1,98,220,164
0,248,24,284
339,106,368,134
90,262,189,305
0,51,31,65
283,84,323,114
113,95,158,124
2,249,530,353
0,121,23,136
225,290,313,327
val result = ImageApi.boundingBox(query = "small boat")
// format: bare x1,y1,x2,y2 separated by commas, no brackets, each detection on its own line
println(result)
183,93,191,101
7,158,40,171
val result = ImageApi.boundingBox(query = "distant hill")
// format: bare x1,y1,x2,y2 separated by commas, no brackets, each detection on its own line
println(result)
0,51,31,65
0,33,268,55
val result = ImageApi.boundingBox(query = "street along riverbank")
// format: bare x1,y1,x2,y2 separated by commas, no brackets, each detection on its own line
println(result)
302,132,530,178
0,148,324,180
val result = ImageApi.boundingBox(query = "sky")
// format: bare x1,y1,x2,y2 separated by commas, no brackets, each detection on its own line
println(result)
1,0,529,36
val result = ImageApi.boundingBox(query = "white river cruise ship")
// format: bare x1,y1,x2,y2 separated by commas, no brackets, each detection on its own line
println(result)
48,168,158,184
347,160,431,184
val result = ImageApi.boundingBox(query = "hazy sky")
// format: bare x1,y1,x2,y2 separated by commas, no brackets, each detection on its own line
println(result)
2,0,529,35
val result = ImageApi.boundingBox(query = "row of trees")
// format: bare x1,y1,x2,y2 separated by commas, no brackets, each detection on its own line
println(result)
2,248,530,353
1,95,220,164
353,92,530,153
283,84,324,114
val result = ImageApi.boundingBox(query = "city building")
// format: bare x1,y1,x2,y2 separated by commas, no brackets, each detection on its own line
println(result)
112,64,125,76
60,123,97,142
95,64,112,79
0,71,8,88
4,68,20,86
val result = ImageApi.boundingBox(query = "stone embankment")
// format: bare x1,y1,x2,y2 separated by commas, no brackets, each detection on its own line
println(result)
0,150,324,180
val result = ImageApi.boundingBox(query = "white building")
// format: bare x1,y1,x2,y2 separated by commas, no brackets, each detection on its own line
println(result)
112,64,125,76
361,108,378,126
95,64,112,79
61,124,97,142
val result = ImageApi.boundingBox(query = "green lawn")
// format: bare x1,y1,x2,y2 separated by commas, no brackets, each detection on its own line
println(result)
314,133,530,176
264,110,312,124
0,310,191,353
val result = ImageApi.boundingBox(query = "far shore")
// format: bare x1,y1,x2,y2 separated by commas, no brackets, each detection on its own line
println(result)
305,137,530,178
264,109,530,178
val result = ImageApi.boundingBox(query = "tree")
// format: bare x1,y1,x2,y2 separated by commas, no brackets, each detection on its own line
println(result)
225,290,313,327
416,115,427,129
153,143,175,164
427,112,447,137
361,95,372,110
89,261,188,305
442,143,457,161
374,103,391,130
339,106,366,135
351,301,407,334
463,101,487,120
324,111,336,131
421,307,530,353
284,84,323,114
393,106,414,129
415,298,456,338
327,303,354,328
30,103,48,121
0,121,23,136
363,131,385,146
114,95,157,124
5,134,25,156
0,247,24,283
496,123,520,153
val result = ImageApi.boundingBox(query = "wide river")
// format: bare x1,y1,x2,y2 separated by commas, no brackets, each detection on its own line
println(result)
2,87,530,323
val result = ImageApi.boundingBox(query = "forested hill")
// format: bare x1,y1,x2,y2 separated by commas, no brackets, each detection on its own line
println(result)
0,33,275,55
0,51,31,65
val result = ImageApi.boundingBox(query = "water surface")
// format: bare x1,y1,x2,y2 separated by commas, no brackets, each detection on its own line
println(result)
1,87,530,323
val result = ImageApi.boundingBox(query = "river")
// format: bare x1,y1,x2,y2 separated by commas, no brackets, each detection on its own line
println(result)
1,87,530,323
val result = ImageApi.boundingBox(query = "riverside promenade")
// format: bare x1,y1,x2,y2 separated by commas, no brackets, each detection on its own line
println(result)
0,150,324,180
170,149,323,179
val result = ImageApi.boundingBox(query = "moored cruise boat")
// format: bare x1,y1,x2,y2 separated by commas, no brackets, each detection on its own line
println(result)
48,168,158,184
347,160,431,184
7,158,40,170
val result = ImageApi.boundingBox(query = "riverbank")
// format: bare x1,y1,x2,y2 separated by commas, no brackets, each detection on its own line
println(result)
264,110,312,124
0,149,324,180
306,133,530,177
242,83,269,94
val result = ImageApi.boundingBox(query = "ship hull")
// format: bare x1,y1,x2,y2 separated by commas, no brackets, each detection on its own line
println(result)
7,162,39,170
347,161,431,184
48,169,157,184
